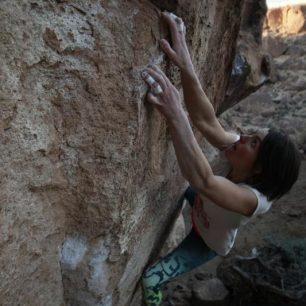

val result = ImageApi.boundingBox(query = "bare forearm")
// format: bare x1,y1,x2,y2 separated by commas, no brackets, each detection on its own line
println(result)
180,66,238,150
158,12,228,146
180,66,216,125
167,109,213,190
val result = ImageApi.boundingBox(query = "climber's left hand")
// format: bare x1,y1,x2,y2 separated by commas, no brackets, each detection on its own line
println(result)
141,65,183,120
160,12,193,73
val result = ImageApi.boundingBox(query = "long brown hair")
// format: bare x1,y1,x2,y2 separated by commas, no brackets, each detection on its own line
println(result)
249,129,301,201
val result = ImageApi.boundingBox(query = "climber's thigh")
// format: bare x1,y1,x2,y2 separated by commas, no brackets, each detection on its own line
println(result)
163,228,217,271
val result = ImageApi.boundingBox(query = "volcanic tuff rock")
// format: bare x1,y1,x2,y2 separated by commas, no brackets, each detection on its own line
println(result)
219,0,273,114
265,5,306,35
0,0,266,305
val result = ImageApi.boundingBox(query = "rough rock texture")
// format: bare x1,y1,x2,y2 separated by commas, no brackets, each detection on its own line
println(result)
265,5,306,35
0,0,257,305
223,7,306,151
192,278,230,306
151,0,244,112
218,0,273,114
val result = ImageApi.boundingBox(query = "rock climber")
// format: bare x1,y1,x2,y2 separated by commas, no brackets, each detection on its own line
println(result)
141,11,301,306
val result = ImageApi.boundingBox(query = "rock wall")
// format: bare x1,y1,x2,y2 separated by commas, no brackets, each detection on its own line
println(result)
0,1,258,305
218,0,273,114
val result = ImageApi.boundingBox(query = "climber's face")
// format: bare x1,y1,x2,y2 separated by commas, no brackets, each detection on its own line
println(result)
225,129,268,177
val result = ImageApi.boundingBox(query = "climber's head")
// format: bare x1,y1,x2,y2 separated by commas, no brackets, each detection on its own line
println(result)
225,129,268,180
249,130,301,200
225,128,301,201
247,129,301,201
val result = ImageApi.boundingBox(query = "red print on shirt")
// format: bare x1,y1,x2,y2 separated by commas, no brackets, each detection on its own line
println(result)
194,194,210,229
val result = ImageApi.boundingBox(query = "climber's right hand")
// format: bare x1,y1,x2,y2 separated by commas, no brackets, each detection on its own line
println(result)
160,12,193,73
141,65,183,120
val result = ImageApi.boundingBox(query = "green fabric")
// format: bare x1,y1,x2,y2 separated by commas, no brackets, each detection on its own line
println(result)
142,187,217,305
142,284,162,306
142,230,217,305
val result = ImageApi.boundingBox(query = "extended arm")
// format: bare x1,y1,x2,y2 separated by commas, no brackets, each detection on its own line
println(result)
160,12,238,150
180,68,238,150
141,66,257,217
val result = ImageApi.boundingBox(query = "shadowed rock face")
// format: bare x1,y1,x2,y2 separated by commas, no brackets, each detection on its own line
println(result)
0,1,261,305
218,0,273,115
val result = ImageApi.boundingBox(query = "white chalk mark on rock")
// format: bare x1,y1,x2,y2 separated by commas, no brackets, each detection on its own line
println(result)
60,236,87,269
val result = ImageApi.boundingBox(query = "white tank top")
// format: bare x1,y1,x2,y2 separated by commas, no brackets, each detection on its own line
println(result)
191,143,272,256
